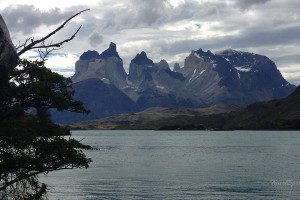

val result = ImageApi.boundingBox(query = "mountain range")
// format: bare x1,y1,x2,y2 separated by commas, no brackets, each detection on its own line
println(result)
52,42,296,124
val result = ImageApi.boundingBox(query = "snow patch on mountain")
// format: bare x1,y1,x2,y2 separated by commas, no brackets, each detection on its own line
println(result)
237,71,241,79
235,66,251,72
200,69,206,75
193,52,204,61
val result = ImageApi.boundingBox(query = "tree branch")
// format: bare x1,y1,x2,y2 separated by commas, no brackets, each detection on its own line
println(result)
31,25,82,51
0,165,81,191
17,9,90,56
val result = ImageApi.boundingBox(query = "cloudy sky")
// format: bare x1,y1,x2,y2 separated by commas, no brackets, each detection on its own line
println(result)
1,0,300,85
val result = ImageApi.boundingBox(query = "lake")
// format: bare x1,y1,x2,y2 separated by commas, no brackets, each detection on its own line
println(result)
42,130,300,199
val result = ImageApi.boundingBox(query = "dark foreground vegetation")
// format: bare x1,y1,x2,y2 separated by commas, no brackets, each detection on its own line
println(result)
0,10,92,199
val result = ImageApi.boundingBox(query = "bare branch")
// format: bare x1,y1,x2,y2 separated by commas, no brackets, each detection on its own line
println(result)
17,9,90,56
38,45,62,62
15,39,30,51
28,25,82,51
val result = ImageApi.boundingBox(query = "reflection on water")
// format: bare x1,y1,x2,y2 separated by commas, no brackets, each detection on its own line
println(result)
42,130,300,199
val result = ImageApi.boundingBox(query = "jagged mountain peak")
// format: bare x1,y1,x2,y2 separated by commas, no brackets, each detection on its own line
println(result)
109,42,117,51
131,51,154,66
190,49,217,64
78,42,121,61
99,42,121,60
173,63,181,72
194,48,214,57
155,59,169,70
79,50,100,60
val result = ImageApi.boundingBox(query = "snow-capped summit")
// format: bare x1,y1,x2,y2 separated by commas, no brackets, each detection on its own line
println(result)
175,48,296,104
217,48,239,56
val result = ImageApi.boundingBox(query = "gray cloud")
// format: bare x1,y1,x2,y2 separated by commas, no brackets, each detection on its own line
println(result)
1,0,300,85
98,0,172,31
88,32,103,48
233,0,271,9
1,5,73,34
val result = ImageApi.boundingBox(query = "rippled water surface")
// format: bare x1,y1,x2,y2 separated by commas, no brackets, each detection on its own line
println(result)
42,130,300,199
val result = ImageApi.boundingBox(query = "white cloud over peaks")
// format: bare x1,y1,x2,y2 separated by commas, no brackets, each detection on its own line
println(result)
168,0,185,7
45,53,78,76
233,0,271,9
18,50,77,77
1,5,74,34
2,0,300,85
96,0,172,32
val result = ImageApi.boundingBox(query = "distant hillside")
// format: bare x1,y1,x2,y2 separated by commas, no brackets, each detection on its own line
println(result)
68,104,244,130
222,85,300,130
153,85,300,130
69,86,300,130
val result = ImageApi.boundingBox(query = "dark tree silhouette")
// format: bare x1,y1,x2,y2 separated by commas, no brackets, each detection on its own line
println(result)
0,9,92,199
